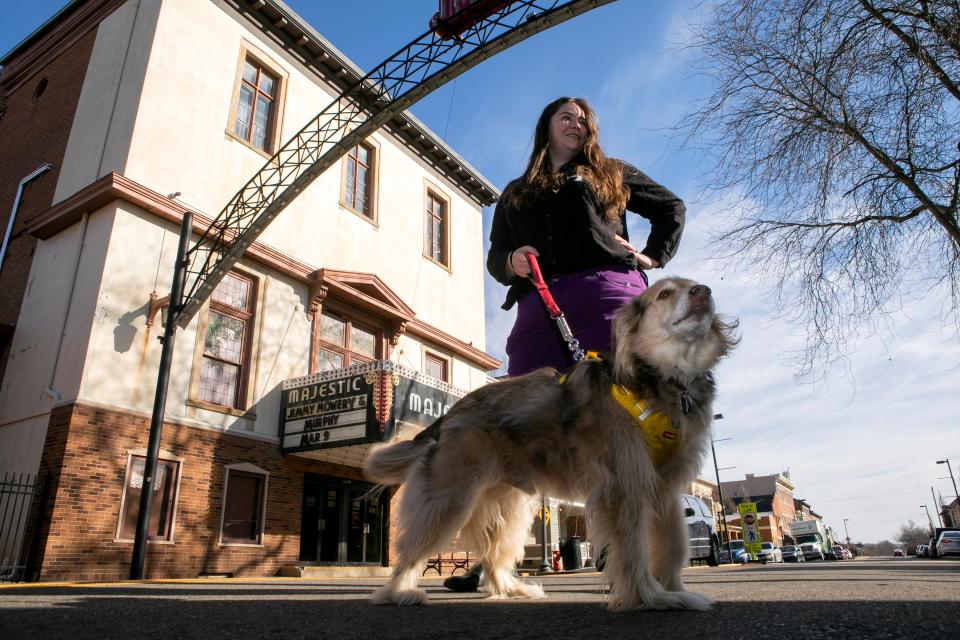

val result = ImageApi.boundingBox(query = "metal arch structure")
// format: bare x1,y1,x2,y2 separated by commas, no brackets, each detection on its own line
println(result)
177,0,615,326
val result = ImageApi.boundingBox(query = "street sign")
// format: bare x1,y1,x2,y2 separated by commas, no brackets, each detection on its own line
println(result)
738,502,762,555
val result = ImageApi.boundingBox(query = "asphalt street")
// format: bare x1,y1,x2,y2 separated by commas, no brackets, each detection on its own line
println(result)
1,557,957,639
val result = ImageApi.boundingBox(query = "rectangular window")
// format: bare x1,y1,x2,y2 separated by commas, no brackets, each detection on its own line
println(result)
232,59,277,152
424,352,449,383
343,142,374,218
221,470,266,544
316,311,379,372
424,191,448,266
119,456,179,541
198,272,255,408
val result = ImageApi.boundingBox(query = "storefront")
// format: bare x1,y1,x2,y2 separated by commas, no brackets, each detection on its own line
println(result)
298,474,385,565
281,360,466,568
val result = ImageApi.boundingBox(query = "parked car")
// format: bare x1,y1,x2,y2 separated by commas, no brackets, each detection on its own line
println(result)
719,540,755,564
682,494,720,567
757,542,782,563
928,527,960,559
782,544,805,562
935,530,960,557
893,548,905,557
843,547,853,559
800,542,824,561
829,545,846,560
915,544,928,558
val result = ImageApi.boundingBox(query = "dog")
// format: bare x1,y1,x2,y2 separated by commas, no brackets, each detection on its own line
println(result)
364,277,738,611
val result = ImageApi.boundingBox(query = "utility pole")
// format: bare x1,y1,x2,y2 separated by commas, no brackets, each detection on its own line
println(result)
843,518,851,546
931,487,944,527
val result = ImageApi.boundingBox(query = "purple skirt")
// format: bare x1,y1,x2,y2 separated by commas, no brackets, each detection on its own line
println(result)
505,265,648,376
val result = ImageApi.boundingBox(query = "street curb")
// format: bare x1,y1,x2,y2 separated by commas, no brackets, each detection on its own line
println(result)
0,575,380,590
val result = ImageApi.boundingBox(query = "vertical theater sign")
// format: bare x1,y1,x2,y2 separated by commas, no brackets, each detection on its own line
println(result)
281,361,467,454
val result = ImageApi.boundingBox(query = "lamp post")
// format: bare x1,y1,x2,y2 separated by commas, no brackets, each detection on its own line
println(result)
843,518,851,547
922,505,935,536
539,495,552,573
711,414,733,564
936,459,959,528
936,459,959,501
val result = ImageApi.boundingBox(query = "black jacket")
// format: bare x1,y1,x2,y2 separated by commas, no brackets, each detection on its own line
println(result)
486,160,685,310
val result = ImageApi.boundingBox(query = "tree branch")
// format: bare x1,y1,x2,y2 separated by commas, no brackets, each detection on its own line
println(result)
859,0,960,102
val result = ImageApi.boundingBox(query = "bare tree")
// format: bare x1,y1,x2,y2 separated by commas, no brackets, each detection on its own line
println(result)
896,519,932,549
683,0,960,377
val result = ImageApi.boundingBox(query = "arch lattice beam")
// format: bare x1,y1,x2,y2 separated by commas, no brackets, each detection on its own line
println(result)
177,0,614,326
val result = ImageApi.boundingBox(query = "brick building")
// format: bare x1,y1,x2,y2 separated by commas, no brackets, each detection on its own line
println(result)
0,0,499,581
720,472,797,547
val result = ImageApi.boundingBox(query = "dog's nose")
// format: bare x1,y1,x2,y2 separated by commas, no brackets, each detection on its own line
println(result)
689,285,712,300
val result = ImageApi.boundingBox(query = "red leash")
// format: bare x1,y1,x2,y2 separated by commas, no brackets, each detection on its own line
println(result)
524,253,586,363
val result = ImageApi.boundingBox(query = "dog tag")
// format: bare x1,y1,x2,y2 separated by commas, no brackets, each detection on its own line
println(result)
680,392,693,415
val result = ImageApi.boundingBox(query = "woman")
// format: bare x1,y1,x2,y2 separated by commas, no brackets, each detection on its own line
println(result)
488,96,685,376
445,97,685,593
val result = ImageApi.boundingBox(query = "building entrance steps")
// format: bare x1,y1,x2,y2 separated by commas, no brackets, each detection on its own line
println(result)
277,565,392,578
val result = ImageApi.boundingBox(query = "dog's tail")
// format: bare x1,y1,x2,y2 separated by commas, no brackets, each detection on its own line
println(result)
363,436,436,486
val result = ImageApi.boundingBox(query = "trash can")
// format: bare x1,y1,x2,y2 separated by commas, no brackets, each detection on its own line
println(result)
559,536,583,570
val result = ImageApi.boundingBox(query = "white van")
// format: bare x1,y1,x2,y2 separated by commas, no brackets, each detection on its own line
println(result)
682,494,720,566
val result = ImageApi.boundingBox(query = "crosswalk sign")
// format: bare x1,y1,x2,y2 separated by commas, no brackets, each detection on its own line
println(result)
738,502,762,555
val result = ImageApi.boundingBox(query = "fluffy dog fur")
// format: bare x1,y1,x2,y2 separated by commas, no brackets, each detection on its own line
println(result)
364,277,738,611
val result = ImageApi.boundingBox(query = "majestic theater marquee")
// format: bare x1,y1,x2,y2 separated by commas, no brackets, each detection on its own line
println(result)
280,361,467,454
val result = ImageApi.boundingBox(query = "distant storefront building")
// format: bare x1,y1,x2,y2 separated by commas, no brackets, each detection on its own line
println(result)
721,472,797,546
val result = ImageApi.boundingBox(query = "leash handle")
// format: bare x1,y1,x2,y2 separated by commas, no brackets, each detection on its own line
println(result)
525,253,562,317
524,253,585,362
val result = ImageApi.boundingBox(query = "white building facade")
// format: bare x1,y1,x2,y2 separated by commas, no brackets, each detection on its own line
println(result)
0,0,499,580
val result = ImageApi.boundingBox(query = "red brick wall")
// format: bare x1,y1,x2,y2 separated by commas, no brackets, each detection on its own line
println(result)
33,402,372,582
0,27,98,381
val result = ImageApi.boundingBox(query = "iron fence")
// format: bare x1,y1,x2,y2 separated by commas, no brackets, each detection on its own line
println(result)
0,472,44,582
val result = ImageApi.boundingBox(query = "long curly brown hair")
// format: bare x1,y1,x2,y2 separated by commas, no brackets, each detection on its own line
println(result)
508,97,629,221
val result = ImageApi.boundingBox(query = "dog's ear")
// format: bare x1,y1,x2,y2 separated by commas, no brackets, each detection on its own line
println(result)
711,314,741,357
610,296,645,384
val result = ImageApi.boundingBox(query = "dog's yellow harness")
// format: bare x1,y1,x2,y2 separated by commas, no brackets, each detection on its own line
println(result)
610,384,682,467
560,352,682,467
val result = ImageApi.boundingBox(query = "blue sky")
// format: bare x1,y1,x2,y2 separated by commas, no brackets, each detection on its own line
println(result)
3,1,959,544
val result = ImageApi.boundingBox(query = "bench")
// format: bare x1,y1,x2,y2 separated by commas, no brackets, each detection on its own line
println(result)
422,550,473,576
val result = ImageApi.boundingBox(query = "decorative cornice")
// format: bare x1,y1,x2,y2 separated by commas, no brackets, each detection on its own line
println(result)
389,322,407,348
26,172,501,370
26,172,315,283
307,284,329,317
312,268,415,324
0,0,126,95
407,318,500,370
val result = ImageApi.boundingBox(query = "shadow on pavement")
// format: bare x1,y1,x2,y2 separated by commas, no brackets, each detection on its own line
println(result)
1,581,956,640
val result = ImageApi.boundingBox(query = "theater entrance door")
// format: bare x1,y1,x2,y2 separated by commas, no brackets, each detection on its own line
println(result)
299,474,385,565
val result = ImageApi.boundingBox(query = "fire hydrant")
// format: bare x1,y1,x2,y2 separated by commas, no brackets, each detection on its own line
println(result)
552,549,562,571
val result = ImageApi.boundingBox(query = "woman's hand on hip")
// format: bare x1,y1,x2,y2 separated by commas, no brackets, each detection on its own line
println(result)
508,245,539,278
613,234,659,270
634,252,659,270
